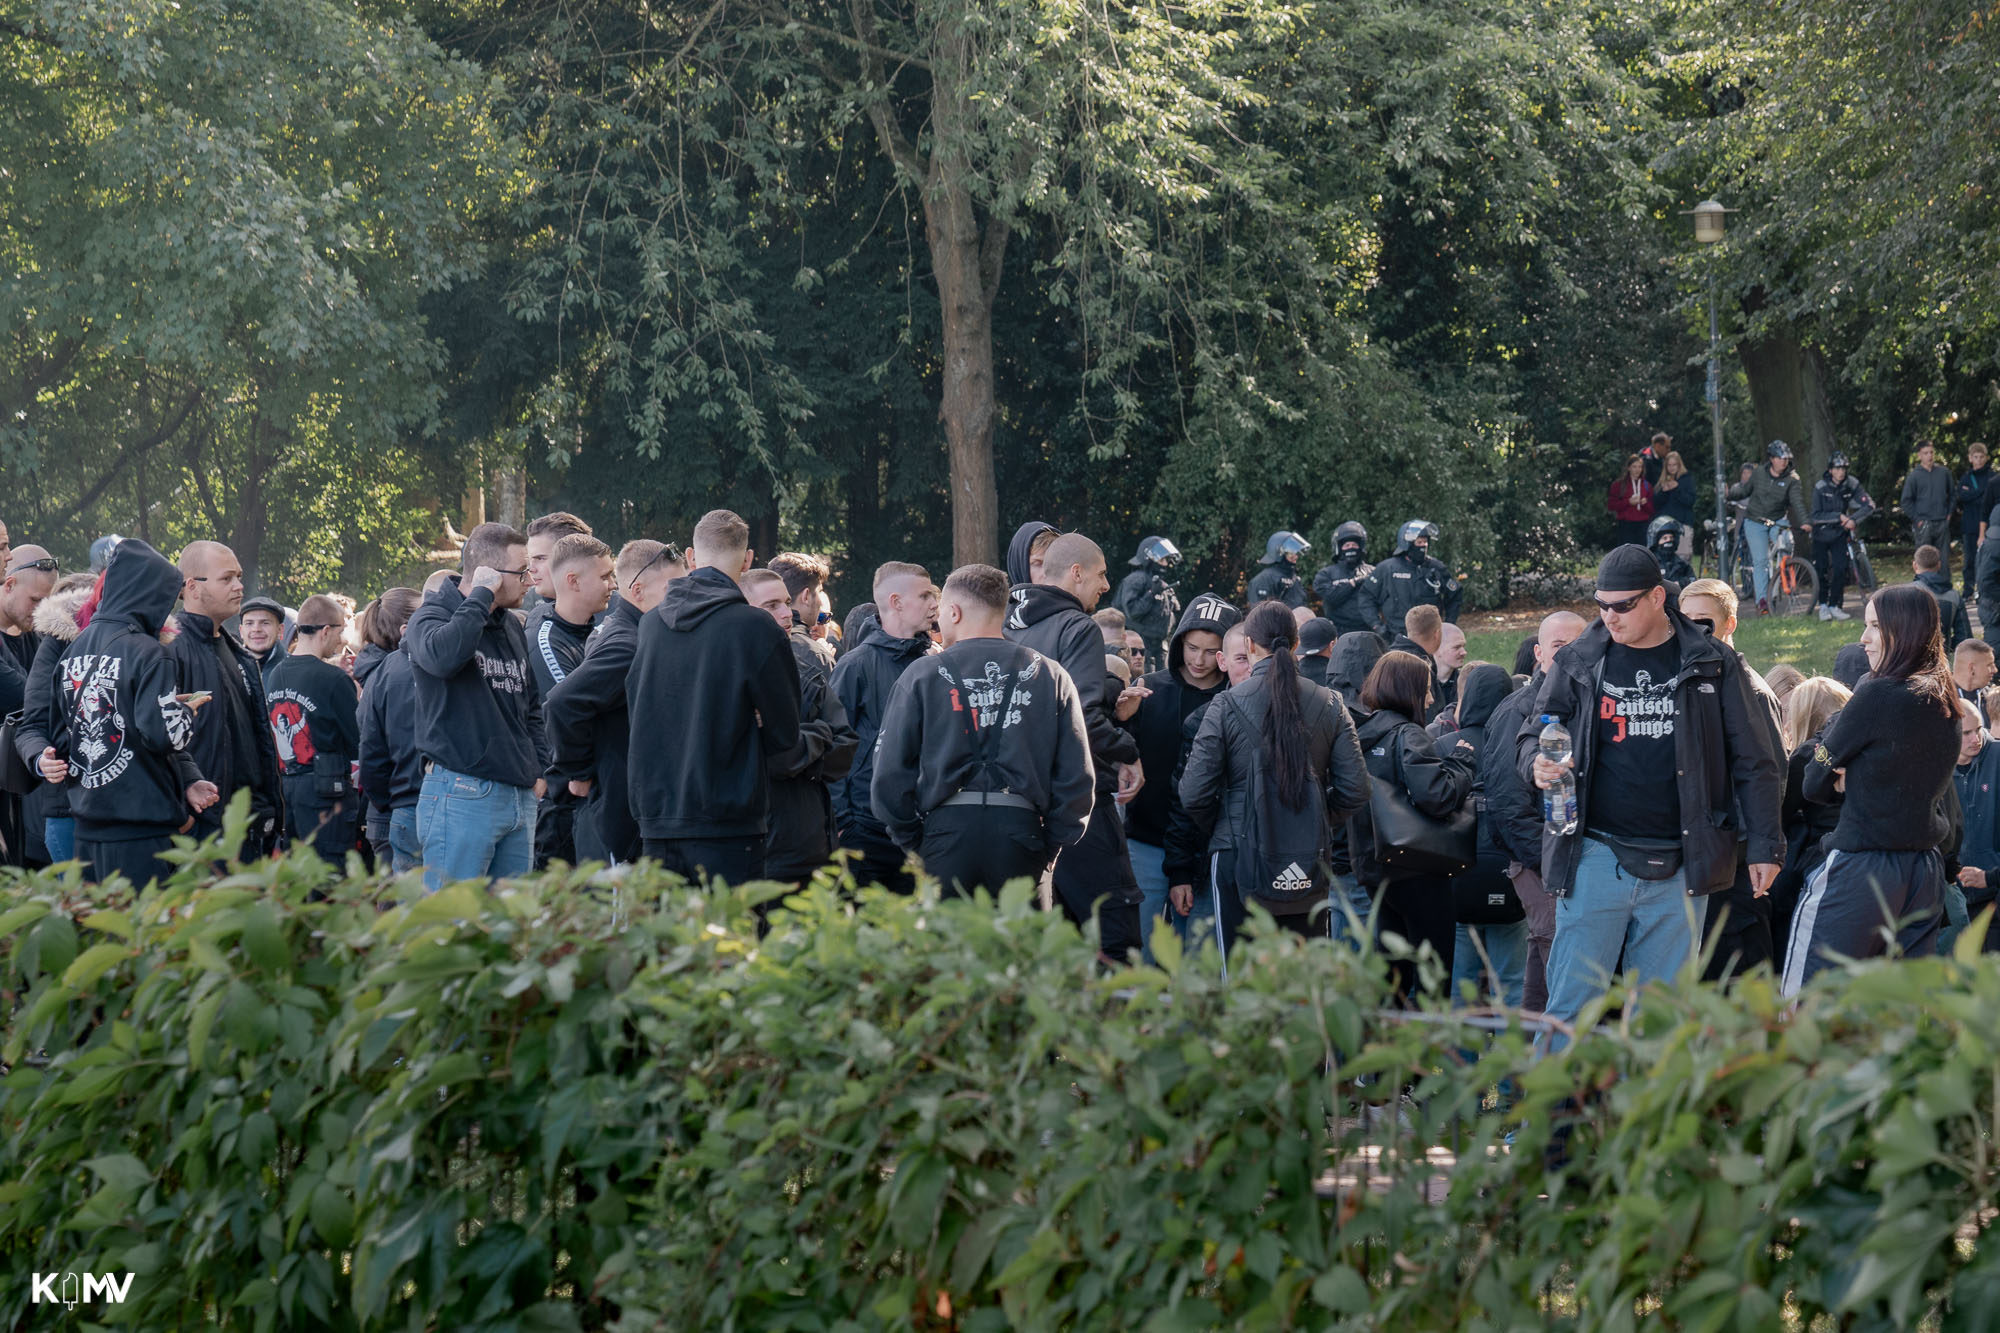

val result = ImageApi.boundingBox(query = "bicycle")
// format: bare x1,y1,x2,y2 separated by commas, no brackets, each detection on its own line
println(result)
1731,510,1818,616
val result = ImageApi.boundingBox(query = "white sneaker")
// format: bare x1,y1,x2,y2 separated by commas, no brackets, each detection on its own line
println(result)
1830,605,1852,621
1817,604,1832,621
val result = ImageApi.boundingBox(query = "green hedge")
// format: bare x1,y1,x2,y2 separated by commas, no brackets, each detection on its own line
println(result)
4,806,1999,1330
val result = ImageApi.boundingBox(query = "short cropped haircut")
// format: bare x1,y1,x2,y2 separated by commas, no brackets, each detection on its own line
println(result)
873,560,930,600
692,508,749,557
550,532,612,575
1679,577,1739,622
742,568,787,596
1404,604,1442,641
1956,639,1995,665
297,594,348,629
615,539,669,586
1092,607,1127,633
526,511,592,540
1038,533,1102,583
1915,544,1943,571
942,563,1009,616
769,552,830,603
462,522,527,575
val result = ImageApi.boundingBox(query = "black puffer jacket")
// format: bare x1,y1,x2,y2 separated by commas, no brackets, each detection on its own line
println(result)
165,609,284,840
1347,706,1477,886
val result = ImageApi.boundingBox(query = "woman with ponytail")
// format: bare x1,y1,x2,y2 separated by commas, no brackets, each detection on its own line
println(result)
1180,602,1370,962
1783,584,1963,995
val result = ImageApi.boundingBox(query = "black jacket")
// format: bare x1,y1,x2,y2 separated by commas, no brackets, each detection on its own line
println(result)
1005,521,1056,587
1327,631,1387,702
544,596,643,862
247,644,284,690
1357,549,1461,636
1163,702,1215,889
625,566,802,840
767,632,860,879
1515,611,1785,898
1005,583,1139,792
1247,563,1307,608
1900,462,1954,522
1347,706,1477,886
165,609,284,836
1429,663,1517,858
15,585,93,820
829,622,933,840
1803,676,1960,855
1809,471,1875,533
526,600,594,698
1179,659,1370,864
1481,669,1548,868
1127,593,1241,846
352,642,390,690
1113,568,1180,651
58,540,201,841
1312,553,1375,636
264,652,360,777
404,576,546,789
870,637,1095,852
1914,569,1973,651
358,647,422,813
1961,467,1994,535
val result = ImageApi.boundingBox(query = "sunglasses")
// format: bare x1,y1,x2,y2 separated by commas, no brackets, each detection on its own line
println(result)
5,557,58,576
1593,591,1654,615
629,542,685,590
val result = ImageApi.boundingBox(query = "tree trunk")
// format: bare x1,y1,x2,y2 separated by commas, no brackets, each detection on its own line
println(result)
922,48,1004,568
1740,330,1838,483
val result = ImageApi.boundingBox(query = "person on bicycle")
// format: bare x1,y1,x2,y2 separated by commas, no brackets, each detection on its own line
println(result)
1809,452,1873,622
1646,515,1695,585
1727,440,1809,615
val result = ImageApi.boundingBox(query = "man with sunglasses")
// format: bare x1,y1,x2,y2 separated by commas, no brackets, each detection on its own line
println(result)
0,546,58,863
405,521,546,891
1519,545,1784,1025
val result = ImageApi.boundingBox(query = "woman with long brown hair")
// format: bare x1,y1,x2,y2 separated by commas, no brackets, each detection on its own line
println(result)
1783,585,1961,994
1605,453,1655,549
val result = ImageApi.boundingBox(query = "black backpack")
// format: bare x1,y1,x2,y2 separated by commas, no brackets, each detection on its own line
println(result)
1226,691,1333,915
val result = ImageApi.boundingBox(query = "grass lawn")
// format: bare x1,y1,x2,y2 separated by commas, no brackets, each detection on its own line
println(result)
1463,606,1862,680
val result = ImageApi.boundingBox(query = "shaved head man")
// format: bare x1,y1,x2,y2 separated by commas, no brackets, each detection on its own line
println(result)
1037,534,1111,614
0,546,57,637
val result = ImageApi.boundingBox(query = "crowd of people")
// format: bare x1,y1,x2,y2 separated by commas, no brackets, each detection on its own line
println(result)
0,485,1985,1022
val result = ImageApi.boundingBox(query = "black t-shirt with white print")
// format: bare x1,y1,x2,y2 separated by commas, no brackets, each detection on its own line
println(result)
1585,637,1683,841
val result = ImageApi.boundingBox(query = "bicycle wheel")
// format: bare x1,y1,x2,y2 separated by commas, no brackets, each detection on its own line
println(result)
1770,555,1819,616
1852,544,1877,594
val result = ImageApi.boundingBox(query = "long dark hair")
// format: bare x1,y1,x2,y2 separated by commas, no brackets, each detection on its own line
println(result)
359,587,422,651
1360,650,1434,721
1869,584,1956,715
1243,602,1311,810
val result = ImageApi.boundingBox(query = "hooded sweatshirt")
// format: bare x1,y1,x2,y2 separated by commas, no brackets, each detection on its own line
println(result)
264,651,361,779
1327,631,1387,703
352,642,390,689
1005,521,1056,588
1915,569,1973,650
1004,582,1140,792
403,575,546,789
624,565,802,840
59,540,200,841
829,622,934,841
1128,593,1241,846
358,646,423,814
165,608,283,836
869,636,1096,851
767,631,860,879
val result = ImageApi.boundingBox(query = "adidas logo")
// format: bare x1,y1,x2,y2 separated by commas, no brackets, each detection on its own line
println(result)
1271,862,1313,894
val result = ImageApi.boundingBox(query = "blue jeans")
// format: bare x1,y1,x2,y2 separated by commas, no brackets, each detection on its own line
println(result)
1329,872,1373,949
1544,839,1708,1023
1743,519,1772,604
45,816,76,864
416,766,536,894
1128,837,1179,961
387,805,421,875
1452,920,1528,1007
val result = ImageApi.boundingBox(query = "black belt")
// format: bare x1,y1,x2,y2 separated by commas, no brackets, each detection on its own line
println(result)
939,790,1036,812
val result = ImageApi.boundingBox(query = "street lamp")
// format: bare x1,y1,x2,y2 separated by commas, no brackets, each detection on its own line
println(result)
1691,199,1730,571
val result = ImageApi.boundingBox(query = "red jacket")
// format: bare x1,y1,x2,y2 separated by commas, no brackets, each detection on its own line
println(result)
1606,475,1654,523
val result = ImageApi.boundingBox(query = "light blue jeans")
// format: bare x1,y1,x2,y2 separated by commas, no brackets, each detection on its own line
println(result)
387,805,421,875
1743,519,1773,604
1452,920,1528,1007
416,766,536,894
1544,838,1708,1024
45,816,76,864
1129,837,1177,962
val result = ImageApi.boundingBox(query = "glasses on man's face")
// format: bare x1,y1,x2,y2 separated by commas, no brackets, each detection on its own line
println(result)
6,557,58,576
1594,591,1650,615
495,568,532,583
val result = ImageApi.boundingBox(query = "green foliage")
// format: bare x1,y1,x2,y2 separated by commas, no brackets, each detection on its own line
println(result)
5,807,2000,1329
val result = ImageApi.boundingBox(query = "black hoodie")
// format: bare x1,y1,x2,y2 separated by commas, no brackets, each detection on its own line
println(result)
544,596,643,862
829,621,933,841
1004,582,1140,791
358,646,422,814
404,575,546,789
165,609,284,838
625,565,802,840
1327,631,1387,703
869,637,1096,851
352,642,390,689
1128,593,1240,845
1346,705,1477,886
1914,569,1972,650
1005,521,1056,588
767,631,860,879
59,540,201,841
264,651,361,778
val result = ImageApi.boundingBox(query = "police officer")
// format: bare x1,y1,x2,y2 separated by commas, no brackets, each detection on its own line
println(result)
1247,530,1310,607
1809,451,1872,622
1311,521,1373,635
1357,519,1461,637
1113,535,1183,673
263,594,362,865
1647,516,1696,586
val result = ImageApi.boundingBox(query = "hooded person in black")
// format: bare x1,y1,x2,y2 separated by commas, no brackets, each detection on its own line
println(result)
1005,520,1057,588
544,539,681,867
1913,545,1973,651
165,541,283,858
57,539,218,886
265,594,362,864
1005,532,1145,960
1312,521,1375,636
872,563,1095,896
625,510,802,883
1125,592,1241,954
1429,662,1526,1003
359,643,423,874
1326,631,1386,703
829,562,938,891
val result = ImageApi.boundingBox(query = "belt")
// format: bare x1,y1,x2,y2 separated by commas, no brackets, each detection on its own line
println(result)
939,790,1036,812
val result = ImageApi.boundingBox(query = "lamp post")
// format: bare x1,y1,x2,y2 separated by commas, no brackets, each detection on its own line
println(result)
1692,199,1729,573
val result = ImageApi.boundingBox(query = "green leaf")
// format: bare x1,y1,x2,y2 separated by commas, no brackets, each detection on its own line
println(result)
309,1181,354,1249
187,987,225,1072
239,1111,277,1172
63,941,131,990
1313,1265,1371,1314
241,901,289,974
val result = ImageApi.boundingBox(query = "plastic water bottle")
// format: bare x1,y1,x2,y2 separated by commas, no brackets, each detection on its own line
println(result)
1539,715,1577,836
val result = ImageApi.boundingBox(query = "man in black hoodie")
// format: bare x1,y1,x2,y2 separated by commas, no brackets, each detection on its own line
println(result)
405,522,546,892
527,532,616,867
1005,532,1146,959
1913,544,1973,651
829,561,938,891
746,568,859,885
1126,592,1240,957
264,594,362,864
872,563,1095,895
544,539,680,865
168,541,283,858
1005,520,1057,587
626,509,802,883
57,539,218,885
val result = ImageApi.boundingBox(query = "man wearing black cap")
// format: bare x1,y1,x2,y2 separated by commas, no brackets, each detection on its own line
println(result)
1297,617,1337,688
1519,544,1784,1024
